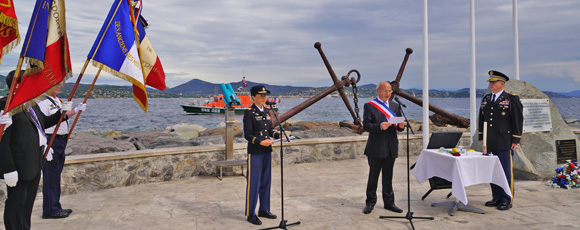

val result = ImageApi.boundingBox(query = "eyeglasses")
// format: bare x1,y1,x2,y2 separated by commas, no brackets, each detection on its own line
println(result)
379,90,393,93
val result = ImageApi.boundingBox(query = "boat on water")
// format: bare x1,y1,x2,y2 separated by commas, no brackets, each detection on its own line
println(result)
180,78,279,114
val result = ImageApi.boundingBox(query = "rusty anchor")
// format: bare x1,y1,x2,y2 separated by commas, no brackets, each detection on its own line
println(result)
271,42,364,134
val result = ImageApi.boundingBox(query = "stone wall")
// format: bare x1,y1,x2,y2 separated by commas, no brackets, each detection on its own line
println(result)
0,134,441,204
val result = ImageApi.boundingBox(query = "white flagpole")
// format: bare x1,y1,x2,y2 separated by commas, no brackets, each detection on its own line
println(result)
513,0,520,80
423,0,429,148
470,0,477,144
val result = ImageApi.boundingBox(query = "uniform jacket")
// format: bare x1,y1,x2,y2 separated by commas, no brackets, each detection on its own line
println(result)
243,103,280,154
363,99,405,158
478,91,524,151
0,98,63,180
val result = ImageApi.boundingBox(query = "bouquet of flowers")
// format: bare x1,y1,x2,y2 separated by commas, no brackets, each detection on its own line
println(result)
438,147,461,157
547,160,579,189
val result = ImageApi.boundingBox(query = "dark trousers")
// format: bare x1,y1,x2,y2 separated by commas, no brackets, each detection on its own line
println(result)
4,170,41,230
489,149,514,204
245,153,272,216
365,156,396,206
43,134,67,215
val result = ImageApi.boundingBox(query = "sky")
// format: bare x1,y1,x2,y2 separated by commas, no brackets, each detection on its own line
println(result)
2,0,579,92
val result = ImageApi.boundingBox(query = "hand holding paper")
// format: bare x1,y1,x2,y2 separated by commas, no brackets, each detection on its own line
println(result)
388,117,405,124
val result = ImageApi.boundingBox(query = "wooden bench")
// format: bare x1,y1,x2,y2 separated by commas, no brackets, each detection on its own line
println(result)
208,159,247,180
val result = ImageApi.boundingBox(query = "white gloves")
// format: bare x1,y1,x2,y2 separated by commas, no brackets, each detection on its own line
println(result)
0,111,11,130
4,171,18,187
46,147,54,161
74,103,87,113
62,101,72,111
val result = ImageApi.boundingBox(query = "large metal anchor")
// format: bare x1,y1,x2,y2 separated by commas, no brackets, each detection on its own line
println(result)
271,42,364,134
389,49,470,128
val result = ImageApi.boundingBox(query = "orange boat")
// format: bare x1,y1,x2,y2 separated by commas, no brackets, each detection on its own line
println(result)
180,78,279,114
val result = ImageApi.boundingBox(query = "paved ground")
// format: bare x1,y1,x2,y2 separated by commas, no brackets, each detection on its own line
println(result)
1,156,578,230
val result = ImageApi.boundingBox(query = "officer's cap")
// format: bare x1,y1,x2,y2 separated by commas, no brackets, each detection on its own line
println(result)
488,70,509,82
250,85,271,96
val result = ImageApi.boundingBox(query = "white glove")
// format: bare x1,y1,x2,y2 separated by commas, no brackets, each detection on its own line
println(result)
0,111,11,130
46,147,54,161
74,103,87,113
62,101,73,111
4,171,18,187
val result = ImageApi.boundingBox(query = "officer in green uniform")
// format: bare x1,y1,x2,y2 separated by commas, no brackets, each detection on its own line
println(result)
478,70,523,211
243,85,280,225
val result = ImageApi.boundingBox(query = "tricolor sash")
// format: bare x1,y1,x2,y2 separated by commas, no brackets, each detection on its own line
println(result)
369,98,397,122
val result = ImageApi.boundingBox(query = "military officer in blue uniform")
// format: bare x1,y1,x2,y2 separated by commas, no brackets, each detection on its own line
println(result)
243,85,280,225
478,70,523,211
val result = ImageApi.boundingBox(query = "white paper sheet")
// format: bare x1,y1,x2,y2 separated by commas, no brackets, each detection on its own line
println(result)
388,117,406,124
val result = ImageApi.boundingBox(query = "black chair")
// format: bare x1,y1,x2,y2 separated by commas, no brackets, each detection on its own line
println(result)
415,131,463,200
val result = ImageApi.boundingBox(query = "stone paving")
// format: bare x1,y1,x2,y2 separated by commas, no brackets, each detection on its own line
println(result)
1,156,578,230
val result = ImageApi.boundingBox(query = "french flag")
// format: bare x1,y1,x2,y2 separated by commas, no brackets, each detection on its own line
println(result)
88,0,148,112
7,0,72,112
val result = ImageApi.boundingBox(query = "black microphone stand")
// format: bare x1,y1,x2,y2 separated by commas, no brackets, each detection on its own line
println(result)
261,103,300,230
380,98,434,230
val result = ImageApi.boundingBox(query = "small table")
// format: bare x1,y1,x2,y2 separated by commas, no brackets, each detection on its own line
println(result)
412,149,511,216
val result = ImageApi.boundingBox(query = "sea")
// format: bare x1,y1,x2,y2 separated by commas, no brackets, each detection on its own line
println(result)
68,97,580,132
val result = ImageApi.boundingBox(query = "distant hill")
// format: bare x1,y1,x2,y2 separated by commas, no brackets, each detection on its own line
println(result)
560,90,580,97
0,75,573,99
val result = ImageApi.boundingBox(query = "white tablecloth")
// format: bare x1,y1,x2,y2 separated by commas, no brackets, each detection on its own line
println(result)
412,149,511,205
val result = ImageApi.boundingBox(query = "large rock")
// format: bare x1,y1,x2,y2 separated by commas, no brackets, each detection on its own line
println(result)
166,123,206,139
291,127,357,139
471,79,580,179
66,132,136,155
189,135,225,146
115,129,173,150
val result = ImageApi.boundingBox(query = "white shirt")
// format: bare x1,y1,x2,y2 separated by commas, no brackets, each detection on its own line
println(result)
376,97,389,108
37,95,69,135
491,90,504,102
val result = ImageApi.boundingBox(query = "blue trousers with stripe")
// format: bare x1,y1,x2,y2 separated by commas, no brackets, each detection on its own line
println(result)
42,135,67,215
489,149,514,204
245,153,272,217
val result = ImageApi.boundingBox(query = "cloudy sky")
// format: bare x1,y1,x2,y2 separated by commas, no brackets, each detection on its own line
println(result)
2,0,579,92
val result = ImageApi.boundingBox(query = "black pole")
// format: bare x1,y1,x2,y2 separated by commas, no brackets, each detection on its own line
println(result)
261,105,300,230
379,100,433,230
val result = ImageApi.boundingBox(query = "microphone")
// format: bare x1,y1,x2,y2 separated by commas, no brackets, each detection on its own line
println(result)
394,97,406,108
265,101,277,106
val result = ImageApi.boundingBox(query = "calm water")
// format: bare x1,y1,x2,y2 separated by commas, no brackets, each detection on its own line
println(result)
69,97,580,131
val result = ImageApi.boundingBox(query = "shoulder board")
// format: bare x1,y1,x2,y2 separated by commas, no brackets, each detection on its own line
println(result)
247,108,252,110
511,93,518,96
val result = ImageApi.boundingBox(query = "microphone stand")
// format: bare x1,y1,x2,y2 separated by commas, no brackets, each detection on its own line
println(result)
380,98,434,230
261,103,300,230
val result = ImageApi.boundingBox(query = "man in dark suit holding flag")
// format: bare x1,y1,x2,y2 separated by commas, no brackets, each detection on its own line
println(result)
362,81,407,214
0,70,70,230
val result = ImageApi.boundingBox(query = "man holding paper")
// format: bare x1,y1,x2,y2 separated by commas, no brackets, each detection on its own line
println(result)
478,70,523,211
362,81,407,214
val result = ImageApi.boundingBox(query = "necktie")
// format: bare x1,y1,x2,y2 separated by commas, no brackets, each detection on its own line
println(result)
491,94,496,103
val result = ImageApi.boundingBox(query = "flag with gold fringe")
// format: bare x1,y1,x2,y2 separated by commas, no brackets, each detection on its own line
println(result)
6,0,72,113
88,0,148,112
0,0,20,64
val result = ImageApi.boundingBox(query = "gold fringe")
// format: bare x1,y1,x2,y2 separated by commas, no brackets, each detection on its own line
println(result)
0,13,21,65
91,60,145,89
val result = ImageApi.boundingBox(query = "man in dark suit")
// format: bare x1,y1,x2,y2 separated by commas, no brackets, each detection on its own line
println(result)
362,81,407,214
0,70,68,230
478,70,523,211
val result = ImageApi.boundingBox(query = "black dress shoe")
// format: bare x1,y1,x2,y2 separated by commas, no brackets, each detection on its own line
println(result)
247,215,262,225
363,205,374,214
497,203,512,211
384,204,403,213
485,199,500,207
42,210,70,219
258,210,277,219
62,209,73,215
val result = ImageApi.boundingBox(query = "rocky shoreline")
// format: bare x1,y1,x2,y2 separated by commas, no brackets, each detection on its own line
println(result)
66,119,580,156
65,119,477,156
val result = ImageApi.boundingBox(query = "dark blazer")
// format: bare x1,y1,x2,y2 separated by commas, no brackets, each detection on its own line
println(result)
478,91,524,151
363,99,405,158
0,98,62,180
243,103,280,154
